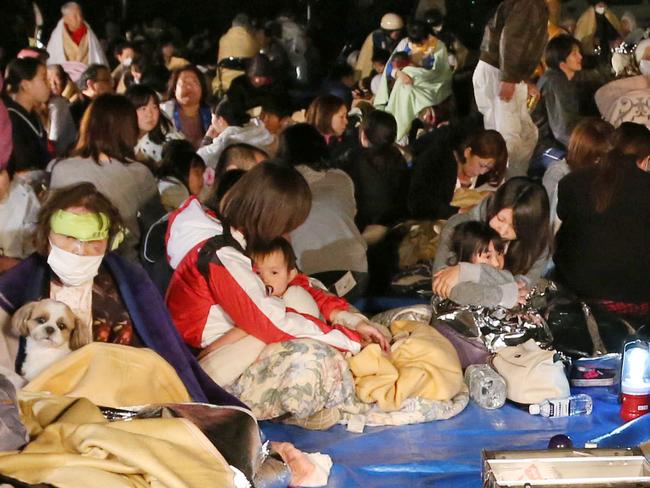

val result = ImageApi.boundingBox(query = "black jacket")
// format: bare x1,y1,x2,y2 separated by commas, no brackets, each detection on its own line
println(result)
554,163,650,302
5,97,49,172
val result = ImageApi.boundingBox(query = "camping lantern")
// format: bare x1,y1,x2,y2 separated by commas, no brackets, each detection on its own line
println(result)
620,339,650,422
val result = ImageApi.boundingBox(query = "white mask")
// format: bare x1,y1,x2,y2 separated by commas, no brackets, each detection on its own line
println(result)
595,5,606,15
122,57,133,67
47,242,103,286
640,59,650,76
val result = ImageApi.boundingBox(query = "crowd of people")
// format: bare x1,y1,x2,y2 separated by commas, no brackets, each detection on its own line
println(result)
0,0,650,484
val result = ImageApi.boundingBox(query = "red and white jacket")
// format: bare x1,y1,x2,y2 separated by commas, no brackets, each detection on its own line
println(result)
165,197,362,353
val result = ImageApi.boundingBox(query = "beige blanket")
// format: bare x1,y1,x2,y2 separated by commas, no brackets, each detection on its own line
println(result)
348,320,463,412
0,343,233,487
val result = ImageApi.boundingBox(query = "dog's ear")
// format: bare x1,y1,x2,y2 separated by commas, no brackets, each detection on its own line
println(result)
11,303,36,337
69,318,92,350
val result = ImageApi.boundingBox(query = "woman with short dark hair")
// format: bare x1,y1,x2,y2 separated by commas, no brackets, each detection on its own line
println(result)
49,93,159,260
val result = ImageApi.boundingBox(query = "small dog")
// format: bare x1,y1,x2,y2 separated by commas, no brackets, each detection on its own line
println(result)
11,299,90,381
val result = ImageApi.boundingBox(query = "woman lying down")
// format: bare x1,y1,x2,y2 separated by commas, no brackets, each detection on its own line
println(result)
0,182,329,487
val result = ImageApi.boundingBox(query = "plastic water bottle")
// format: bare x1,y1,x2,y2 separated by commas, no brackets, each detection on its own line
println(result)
529,394,593,417
465,364,507,409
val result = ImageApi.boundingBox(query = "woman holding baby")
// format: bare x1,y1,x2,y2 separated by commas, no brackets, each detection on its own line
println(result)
432,177,553,308
165,162,388,428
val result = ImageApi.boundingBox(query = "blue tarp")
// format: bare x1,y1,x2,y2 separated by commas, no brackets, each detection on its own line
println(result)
262,386,646,487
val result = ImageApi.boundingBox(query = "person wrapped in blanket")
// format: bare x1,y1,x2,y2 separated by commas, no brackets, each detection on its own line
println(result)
165,163,389,424
374,19,453,141
432,178,552,308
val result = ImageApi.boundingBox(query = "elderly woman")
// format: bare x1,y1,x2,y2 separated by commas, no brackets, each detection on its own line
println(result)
374,20,453,142
0,182,237,407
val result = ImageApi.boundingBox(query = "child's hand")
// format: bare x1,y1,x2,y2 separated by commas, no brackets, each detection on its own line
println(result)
432,265,460,298
516,280,528,305
356,322,390,352
395,70,413,85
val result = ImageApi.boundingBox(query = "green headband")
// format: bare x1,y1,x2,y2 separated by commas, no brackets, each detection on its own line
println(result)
50,210,125,250
50,210,111,241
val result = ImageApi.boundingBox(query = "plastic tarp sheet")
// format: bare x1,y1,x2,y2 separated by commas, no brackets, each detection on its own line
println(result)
262,386,645,487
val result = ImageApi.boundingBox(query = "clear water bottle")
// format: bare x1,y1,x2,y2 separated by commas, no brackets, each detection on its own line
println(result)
465,364,507,409
529,394,593,418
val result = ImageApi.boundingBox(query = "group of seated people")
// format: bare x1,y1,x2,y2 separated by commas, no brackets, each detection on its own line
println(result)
0,1,650,485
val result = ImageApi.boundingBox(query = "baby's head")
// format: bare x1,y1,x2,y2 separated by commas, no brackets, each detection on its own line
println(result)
250,237,298,297
448,221,506,269
391,51,412,71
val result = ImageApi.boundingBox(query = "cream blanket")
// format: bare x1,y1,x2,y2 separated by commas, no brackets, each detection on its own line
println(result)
348,320,463,412
46,19,109,66
0,343,233,488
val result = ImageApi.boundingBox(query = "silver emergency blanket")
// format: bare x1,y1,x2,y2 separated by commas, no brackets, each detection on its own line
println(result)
430,281,555,352
372,281,555,353
100,403,291,488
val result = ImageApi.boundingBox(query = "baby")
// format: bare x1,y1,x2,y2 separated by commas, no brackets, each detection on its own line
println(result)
198,238,389,385
444,221,525,308
250,238,389,348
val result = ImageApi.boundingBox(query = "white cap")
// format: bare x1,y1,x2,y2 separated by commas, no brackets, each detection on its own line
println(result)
529,404,540,415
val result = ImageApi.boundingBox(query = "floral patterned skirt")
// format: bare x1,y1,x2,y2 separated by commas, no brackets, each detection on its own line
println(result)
226,339,357,420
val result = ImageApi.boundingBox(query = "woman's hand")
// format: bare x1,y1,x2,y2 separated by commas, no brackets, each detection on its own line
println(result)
396,70,413,85
204,123,220,140
356,321,390,352
432,265,460,298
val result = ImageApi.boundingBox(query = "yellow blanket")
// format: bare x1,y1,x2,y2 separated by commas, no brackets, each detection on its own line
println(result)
348,320,463,412
0,343,233,487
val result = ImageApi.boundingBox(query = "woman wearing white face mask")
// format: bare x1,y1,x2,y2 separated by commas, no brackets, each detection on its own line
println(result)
575,1,624,57
0,182,243,408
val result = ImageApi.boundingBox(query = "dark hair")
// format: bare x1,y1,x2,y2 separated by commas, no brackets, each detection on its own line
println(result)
124,83,174,144
215,142,267,181
406,20,429,44
261,94,293,119
391,51,411,65
214,98,249,126
206,168,246,211
278,123,330,171
422,8,444,29
3,57,45,94
157,139,206,190
371,49,391,65
485,177,551,275
329,62,355,81
139,64,172,95
246,53,274,79
594,123,650,213
458,129,508,182
360,110,405,172
305,95,346,136
219,162,311,246
77,63,110,91
35,182,124,256
448,221,506,266
166,65,208,104
113,41,134,57
71,93,138,164
249,236,297,270
544,34,582,70
566,117,613,171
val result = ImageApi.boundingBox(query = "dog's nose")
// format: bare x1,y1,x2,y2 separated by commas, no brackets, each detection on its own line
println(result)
45,325,56,335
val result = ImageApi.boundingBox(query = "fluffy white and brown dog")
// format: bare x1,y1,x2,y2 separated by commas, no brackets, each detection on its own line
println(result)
11,299,90,381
